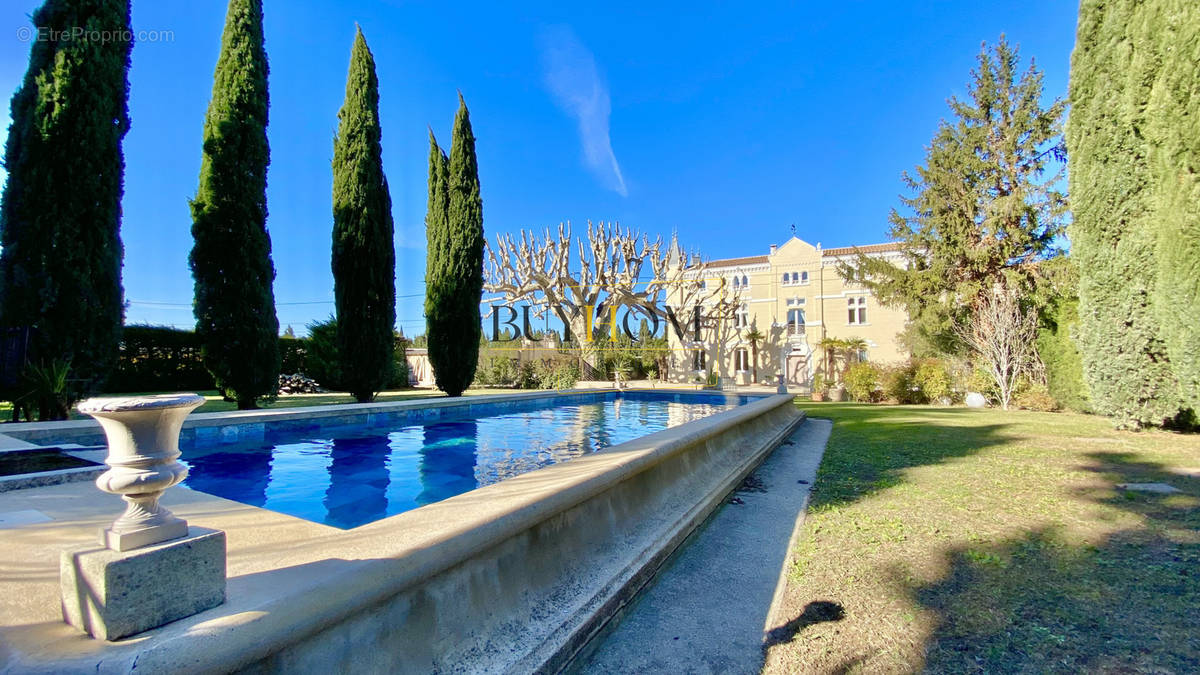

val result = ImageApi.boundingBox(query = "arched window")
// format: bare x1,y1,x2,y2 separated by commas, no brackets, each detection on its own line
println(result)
732,276,740,288
742,275,749,287
787,308,805,335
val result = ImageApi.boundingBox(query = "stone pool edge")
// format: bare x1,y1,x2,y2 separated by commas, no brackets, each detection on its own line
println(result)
1,391,802,674
0,388,757,450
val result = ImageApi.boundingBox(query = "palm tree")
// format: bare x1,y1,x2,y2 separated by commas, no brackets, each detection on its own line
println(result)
820,336,868,384
744,327,765,383
818,337,847,383
843,336,868,368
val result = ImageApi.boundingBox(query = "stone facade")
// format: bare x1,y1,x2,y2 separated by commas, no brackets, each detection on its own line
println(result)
664,236,909,387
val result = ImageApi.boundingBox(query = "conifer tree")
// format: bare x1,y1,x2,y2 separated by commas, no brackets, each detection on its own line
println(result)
1146,2,1200,408
332,28,395,402
1068,0,1189,427
840,38,1067,353
189,0,279,409
0,0,132,394
424,95,484,396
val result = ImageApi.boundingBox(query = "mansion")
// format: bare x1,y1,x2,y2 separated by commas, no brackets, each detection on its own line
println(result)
664,236,909,387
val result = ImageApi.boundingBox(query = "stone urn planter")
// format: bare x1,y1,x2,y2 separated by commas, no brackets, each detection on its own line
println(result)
830,386,848,402
811,390,827,402
77,393,205,552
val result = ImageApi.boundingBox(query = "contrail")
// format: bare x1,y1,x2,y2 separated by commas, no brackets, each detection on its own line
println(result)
539,25,627,197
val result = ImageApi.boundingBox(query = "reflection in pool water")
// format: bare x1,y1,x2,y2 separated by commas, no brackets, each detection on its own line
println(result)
183,395,741,529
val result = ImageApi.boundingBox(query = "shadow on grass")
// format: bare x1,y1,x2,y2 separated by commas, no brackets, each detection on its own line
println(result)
795,403,1012,511
763,600,845,648
912,452,1200,672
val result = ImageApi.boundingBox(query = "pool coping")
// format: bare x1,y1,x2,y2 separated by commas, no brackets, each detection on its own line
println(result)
0,390,800,673
0,388,762,450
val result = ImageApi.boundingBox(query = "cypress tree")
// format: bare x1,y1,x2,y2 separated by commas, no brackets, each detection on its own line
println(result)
424,95,484,397
1068,0,1185,427
189,0,279,410
0,0,131,394
1147,2,1200,408
332,28,395,402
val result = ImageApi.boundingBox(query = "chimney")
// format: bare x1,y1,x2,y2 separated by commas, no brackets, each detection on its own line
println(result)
769,244,778,255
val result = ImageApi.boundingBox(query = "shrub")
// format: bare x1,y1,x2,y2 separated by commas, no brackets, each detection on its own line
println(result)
15,360,74,421
845,362,882,402
107,325,216,393
966,367,997,401
534,359,579,390
279,336,306,375
1014,381,1058,412
303,318,343,391
915,359,953,403
812,373,829,394
883,362,924,404
516,361,539,389
472,355,518,387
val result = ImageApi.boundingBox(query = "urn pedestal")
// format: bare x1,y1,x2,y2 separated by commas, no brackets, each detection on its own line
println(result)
61,393,226,640
79,393,203,551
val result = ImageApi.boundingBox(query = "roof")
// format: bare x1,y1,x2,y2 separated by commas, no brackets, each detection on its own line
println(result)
699,242,904,268
698,254,769,269
821,242,904,257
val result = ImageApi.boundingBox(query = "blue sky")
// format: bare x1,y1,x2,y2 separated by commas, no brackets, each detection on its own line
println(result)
0,1,1079,335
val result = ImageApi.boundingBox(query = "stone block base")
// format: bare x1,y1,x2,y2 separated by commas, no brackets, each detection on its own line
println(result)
103,517,189,552
60,527,226,641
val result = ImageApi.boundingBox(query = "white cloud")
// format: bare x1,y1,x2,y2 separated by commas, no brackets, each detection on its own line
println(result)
539,25,627,197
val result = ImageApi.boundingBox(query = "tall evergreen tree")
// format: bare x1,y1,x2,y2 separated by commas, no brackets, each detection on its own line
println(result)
840,38,1067,354
332,28,395,402
424,95,484,397
0,0,132,396
189,0,279,410
1146,2,1200,408
1068,0,1189,427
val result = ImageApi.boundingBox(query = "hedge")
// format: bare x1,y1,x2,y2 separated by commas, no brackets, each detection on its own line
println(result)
106,325,215,393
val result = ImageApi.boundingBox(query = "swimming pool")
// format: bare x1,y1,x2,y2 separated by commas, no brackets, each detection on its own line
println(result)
182,391,757,528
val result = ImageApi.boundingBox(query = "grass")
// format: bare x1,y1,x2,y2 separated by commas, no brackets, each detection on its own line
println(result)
763,403,1200,674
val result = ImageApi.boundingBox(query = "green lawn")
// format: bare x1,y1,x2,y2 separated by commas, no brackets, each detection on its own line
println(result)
764,403,1200,674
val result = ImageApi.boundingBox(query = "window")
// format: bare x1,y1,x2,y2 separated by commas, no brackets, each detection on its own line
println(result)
735,348,750,372
787,308,805,335
857,348,868,362
692,349,707,371
741,274,749,287
848,296,867,324
786,297,805,307
732,276,740,288
781,273,789,285
736,303,750,328
801,271,809,283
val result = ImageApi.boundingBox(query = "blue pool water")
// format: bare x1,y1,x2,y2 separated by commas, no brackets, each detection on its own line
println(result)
182,393,750,529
